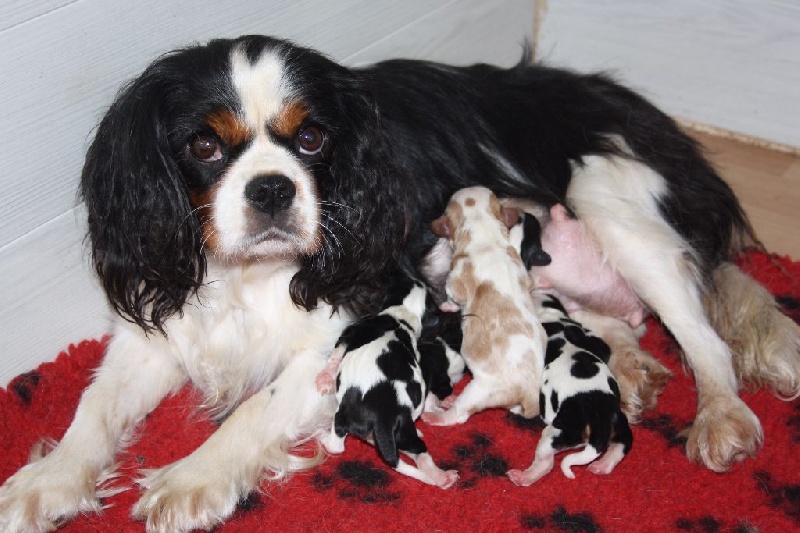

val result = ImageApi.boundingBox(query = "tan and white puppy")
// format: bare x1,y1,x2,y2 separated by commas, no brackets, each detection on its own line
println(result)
421,187,546,426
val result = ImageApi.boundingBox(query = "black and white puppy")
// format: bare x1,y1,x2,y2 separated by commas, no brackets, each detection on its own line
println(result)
315,275,459,488
2,34,798,532
507,292,632,486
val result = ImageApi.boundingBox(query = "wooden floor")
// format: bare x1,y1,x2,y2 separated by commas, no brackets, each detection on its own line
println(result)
689,131,799,260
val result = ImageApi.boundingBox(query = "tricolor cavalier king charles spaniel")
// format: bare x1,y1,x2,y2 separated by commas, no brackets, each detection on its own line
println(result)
1,35,798,532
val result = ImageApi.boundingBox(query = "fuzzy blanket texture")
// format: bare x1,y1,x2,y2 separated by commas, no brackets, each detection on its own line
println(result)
2,252,799,533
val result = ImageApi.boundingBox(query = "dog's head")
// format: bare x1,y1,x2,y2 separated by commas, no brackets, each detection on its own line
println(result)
82,36,405,331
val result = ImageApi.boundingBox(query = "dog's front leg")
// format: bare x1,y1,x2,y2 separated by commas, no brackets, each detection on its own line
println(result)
132,349,335,533
0,327,187,533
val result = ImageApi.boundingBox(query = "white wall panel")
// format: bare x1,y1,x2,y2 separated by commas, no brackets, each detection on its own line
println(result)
0,1,76,32
538,0,800,148
0,0,535,385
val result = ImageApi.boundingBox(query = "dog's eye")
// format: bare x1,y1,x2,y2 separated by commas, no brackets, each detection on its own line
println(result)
296,126,325,155
189,136,222,162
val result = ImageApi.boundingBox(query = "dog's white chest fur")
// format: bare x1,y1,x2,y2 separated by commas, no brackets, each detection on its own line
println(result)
155,260,352,413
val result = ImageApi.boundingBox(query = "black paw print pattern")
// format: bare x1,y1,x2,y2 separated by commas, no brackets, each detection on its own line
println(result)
313,460,402,504
755,471,800,524
640,413,688,448
8,370,41,405
439,432,510,489
520,505,600,532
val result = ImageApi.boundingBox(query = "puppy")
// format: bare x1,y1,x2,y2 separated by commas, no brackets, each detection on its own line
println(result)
507,292,633,486
422,187,546,426
315,275,458,488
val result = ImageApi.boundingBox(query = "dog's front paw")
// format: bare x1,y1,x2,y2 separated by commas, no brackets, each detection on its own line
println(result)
133,462,244,533
683,394,763,472
0,448,112,532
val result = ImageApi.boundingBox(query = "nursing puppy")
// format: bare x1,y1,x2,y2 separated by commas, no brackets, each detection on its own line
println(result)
316,275,459,488
422,187,546,426
501,198,672,419
507,292,632,486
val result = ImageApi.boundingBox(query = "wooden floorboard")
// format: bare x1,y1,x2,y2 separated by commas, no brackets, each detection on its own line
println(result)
690,131,799,260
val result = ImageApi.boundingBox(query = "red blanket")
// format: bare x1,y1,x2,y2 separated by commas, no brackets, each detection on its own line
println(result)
2,252,799,532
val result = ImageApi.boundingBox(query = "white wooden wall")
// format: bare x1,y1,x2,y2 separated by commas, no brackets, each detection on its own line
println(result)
0,0,536,385
537,0,800,148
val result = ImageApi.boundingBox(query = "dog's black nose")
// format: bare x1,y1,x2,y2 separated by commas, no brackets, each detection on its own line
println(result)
245,175,296,216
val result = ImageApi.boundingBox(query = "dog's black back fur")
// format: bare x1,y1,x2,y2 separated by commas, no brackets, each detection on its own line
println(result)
80,36,756,331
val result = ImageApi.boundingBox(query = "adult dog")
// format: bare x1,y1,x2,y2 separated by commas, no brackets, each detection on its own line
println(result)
1,35,798,532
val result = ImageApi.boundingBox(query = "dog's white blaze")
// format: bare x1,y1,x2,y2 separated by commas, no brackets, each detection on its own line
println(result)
212,47,319,259
567,154,737,392
231,46,293,130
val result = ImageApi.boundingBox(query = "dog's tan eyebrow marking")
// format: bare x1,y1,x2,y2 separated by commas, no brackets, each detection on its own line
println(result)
206,110,253,146
271,101,309,139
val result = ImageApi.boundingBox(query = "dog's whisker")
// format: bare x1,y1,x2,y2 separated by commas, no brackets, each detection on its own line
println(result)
321,213,362,245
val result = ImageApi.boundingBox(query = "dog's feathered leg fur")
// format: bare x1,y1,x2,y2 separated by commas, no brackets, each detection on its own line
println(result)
0,327,187,533
567,154,762,472
131,349,335,533
705,262,800,399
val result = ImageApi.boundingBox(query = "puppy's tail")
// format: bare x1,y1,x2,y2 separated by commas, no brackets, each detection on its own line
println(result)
705,262,800,399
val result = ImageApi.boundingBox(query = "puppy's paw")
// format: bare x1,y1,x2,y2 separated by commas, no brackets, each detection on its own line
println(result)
133,462,246,533
587,443,626,476
439,301,460,313
506,469,531,487
420,410,463,426
314,370,336,395
0,447,116,533
683,394,762,472
438,394,458,410
437,470,459,490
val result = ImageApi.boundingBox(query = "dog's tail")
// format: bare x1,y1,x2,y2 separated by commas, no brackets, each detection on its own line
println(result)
705,262,800,399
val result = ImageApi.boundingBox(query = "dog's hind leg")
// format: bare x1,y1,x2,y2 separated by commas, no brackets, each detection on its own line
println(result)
0,327,187,532
567,155,762,472
705,262,800,399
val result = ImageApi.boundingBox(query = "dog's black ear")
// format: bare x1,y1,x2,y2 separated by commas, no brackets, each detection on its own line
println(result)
519,213,552,268
80,61,204,334
291,68,409,316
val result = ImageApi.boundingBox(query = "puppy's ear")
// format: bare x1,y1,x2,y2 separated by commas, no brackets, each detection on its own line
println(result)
501,206,520,229
80,55,205,334
519,213,552,268
430,215,453,239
